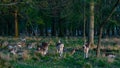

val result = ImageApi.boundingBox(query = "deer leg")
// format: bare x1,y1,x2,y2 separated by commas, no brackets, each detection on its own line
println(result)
85,48,89,58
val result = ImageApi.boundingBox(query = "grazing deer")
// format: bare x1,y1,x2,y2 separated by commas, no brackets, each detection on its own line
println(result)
37,42,49,56
9,48,17,55
20,38,26,42
17,38,26,47
83,42,89,58
9,45,23,55
2,41,9,47
56,40,64,57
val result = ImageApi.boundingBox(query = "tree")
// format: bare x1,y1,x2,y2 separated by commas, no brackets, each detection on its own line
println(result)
14,7,18,37
83,0,86,43
88,0,94,46
96,0,120,57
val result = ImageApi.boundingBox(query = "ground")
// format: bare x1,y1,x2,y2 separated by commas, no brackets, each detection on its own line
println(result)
0,37,120,68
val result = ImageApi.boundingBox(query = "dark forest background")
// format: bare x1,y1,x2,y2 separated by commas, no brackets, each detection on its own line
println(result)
0,0,120,37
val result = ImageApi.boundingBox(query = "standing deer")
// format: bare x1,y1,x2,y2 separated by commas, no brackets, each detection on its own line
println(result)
83,42,89,58
56,40,64,57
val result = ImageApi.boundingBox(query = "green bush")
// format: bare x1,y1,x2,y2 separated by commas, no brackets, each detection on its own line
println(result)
83,62,92,68
0,58,12,68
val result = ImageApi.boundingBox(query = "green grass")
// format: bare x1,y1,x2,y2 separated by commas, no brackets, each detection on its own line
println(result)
0,37,120,68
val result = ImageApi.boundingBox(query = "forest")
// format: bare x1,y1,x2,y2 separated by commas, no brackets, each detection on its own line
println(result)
0,0,119,37
0,0,120,68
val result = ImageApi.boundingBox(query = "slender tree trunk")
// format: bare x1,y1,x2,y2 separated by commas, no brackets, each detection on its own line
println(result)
48,0,57,36
40,27,44,36
58,18,64,37
51,17,56,36
96,27,103,57
83,0,86,43
45,22,48,36
14,0,19,37
96,0,120,57
15,10,18,37
114,26,118,36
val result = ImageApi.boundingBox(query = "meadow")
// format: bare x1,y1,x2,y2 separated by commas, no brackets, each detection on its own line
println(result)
0,37,120,68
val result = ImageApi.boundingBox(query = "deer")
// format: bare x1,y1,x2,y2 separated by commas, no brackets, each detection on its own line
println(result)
10,48,17,55
27,42,37,49
2,41,9,47
17,38,26,47
56,40,64,57
8,45,17,55
36,42,49,56
83,42,90,58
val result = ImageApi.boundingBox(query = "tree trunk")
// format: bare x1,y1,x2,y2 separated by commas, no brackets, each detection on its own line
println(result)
58,18,64,37
96,27,103,57
51,17,56,36
88,0,94,46
84,0,94,59
96,0,120,57
15,10,18,37
83,0,86,43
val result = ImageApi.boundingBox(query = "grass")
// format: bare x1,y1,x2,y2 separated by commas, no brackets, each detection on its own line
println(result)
0,37,120,68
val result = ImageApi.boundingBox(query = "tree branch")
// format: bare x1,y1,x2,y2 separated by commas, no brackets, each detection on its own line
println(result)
100,0,120,28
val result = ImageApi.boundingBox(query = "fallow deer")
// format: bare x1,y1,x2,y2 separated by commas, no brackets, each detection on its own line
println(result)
56,40,64,57
37,42,49,56
83,42,89,58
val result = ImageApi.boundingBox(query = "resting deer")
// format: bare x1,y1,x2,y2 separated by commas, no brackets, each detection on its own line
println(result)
9,45,17,55
83,42,89,58
10,48,17,55
17,38,26,47
27,42,37,49
56,40,64,57
37,42,49,56
2,41,9,47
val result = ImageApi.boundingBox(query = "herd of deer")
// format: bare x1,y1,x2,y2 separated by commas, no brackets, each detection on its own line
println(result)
0,38,89,58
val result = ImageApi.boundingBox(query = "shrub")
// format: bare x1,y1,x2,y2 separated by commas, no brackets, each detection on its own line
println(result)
0,57,12,68
83,62,92,68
